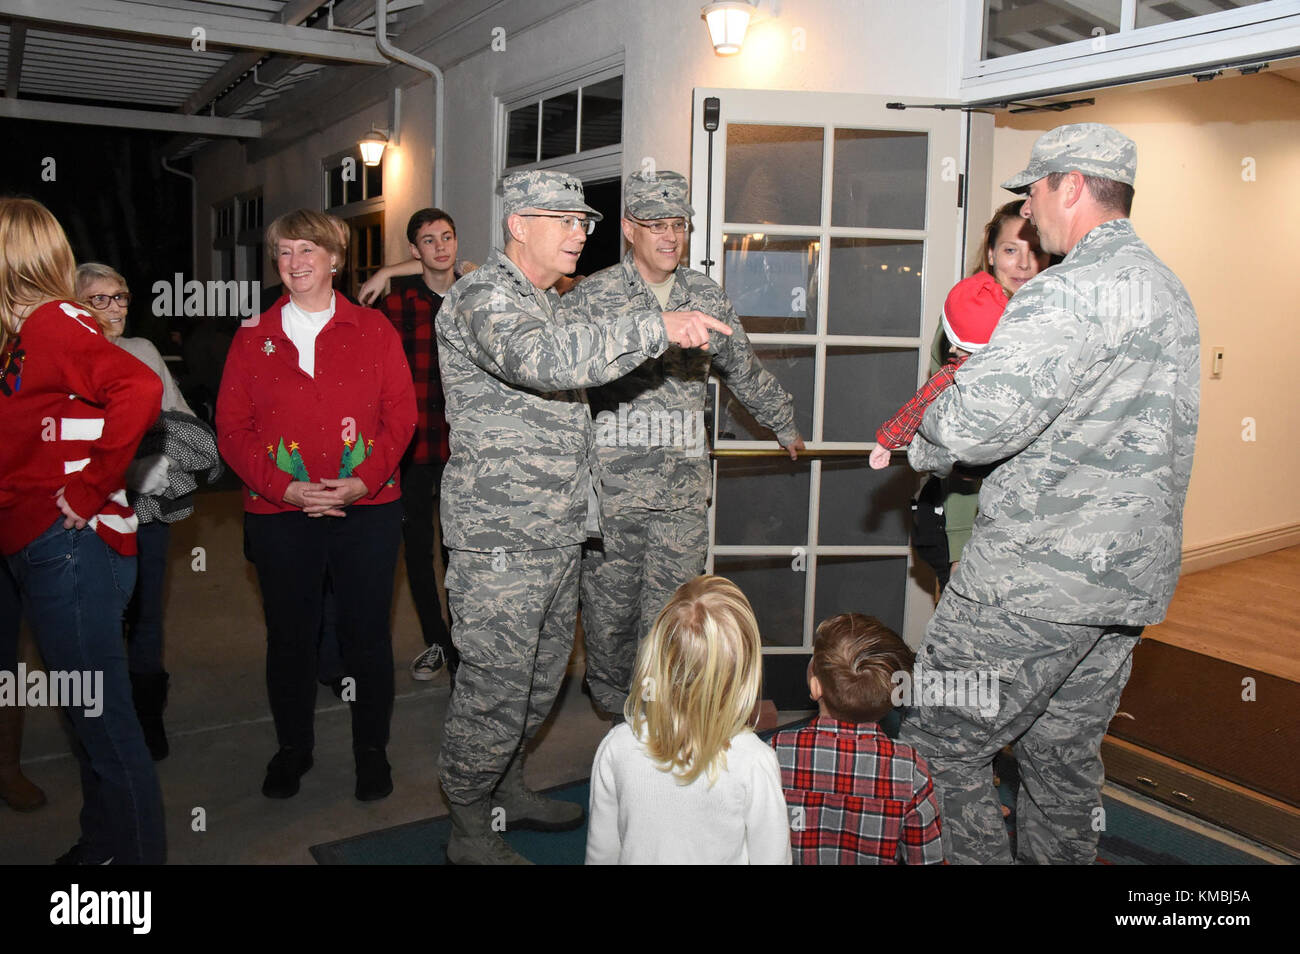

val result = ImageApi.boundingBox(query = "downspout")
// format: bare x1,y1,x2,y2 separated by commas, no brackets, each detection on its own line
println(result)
374,0,444,208
160,155,199,280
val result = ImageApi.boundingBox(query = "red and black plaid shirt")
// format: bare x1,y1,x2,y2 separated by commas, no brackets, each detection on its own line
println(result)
382,275,452,466
875,355,968,451
771,716,944,865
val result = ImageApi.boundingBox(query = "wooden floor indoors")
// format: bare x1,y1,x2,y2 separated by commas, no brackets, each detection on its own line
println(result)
1142,545,1299,682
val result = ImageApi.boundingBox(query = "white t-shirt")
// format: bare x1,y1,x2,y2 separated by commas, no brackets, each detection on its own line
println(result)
585,721,791,865
280,294,335,377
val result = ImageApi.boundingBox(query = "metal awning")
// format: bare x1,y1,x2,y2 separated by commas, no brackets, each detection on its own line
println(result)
0,0,424,143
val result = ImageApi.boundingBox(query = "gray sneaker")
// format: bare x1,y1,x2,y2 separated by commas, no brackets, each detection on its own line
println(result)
410,645,445,681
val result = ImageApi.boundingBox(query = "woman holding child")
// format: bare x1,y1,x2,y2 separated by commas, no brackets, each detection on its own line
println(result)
871,201,1050,588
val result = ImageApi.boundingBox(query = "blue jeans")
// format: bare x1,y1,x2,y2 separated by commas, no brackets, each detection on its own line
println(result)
7,520,166,864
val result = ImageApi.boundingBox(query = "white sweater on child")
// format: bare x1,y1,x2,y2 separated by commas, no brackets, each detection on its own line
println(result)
585,721,792,865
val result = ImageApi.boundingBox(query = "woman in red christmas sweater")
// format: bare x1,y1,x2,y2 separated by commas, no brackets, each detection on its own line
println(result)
217,209,415,802
0,197,165,864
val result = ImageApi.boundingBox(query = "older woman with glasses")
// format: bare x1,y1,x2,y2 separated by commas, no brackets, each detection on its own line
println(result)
76,263,221,762
217,209,415,801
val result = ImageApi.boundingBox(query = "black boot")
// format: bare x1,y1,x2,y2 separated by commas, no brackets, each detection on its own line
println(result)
130,671,170,761
354,747,393,802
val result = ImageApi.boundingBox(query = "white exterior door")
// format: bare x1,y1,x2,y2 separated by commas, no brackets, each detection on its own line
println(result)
688,88,964,707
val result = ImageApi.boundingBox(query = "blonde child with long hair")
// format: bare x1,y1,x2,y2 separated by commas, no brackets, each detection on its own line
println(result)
585,575,791,864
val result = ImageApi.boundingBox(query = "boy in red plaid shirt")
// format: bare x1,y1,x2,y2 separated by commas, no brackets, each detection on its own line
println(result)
770,614,944,864
870,272,1008,469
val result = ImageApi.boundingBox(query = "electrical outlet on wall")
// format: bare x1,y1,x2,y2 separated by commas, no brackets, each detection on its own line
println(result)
1211,347,1224,378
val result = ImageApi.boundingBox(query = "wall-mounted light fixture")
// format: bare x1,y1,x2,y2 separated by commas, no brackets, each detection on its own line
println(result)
359,126,389,166
701,1,755,56
358,87,403,167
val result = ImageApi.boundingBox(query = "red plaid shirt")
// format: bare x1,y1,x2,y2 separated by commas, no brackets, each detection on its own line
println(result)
383,275,452,465
875,355,968,451
771,716,944,865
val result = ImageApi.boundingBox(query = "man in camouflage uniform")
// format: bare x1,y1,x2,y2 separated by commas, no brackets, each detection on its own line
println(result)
435,170,733,864
899,123,1200,864
565,171,803,717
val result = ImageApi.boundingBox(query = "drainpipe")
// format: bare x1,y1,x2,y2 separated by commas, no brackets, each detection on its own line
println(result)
160,155,199,280
374,0,444,208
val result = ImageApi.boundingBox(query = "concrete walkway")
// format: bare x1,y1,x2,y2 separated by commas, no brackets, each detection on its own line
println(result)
1,490,613,864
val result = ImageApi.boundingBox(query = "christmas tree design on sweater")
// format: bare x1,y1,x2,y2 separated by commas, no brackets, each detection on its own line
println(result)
267,438,311,480
259,435,393,491
339,436,372,478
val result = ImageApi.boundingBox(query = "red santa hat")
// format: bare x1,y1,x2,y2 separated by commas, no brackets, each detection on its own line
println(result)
941,272,1009,353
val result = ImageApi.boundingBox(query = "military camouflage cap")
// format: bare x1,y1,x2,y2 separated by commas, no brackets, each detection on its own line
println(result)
1001,122,1137,193
623,170,693,220
502,170,603,220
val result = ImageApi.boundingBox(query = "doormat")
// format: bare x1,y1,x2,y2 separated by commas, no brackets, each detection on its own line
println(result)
310,748,1267,865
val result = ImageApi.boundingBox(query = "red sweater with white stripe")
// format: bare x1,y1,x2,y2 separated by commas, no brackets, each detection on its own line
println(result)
216,294,416,514
0,300,163,557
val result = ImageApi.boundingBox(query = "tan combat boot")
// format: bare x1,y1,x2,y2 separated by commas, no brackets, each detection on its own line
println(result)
492,757,584,832
446,798,533,865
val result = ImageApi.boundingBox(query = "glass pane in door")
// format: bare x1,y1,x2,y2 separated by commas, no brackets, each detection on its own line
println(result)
822,346,918,443
724,124,823,225
717,345,814,442
813,556,909,636
713,457,810,547
832,129,928,230
713,555,806,647
826,238,924,337
818,459,913,547
721,233,820,333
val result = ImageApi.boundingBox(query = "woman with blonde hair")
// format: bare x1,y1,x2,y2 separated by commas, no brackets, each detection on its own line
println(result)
586,575,790,864
0,197,165,863
217,208,415,801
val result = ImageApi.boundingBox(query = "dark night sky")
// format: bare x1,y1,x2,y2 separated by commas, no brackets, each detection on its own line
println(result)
0,117,192,350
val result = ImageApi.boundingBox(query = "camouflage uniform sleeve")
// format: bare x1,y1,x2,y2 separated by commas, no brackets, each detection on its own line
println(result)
708,295,800,445
908,277,1096,476
459,285,669,392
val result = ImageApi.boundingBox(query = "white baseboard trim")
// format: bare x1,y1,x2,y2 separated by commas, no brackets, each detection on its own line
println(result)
1181,523,1300,576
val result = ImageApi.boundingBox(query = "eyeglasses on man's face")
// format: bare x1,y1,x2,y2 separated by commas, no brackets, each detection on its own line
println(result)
88,292,132,309
517,213,596,235
631,218,688,235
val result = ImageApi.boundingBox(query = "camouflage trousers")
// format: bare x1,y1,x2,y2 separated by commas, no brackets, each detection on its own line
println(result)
580,505,709,715
438,545,581,805
898,588,1141,865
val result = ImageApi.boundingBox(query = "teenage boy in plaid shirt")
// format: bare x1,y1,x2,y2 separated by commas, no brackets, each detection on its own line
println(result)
771,614,944,864
381,209,464,682
869,272,1007,470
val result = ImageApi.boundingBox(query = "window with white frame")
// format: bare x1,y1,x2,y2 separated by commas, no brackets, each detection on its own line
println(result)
501,69,623,172
323,149,383,211
982,0,1271,59
964,0,1298,98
